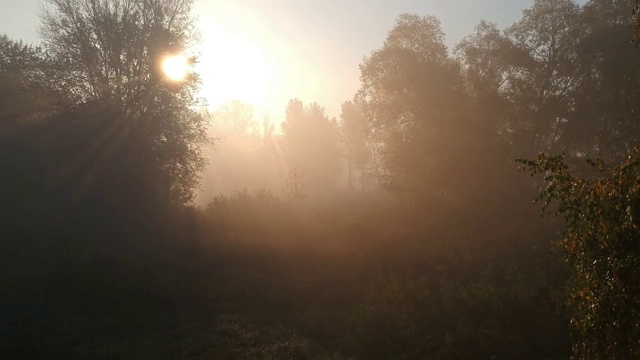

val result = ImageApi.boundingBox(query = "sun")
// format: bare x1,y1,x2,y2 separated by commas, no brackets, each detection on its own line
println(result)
162,54,190,81
196,20,273,109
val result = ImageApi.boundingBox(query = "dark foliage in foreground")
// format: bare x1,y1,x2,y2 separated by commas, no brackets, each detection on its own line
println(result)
1,183,571,358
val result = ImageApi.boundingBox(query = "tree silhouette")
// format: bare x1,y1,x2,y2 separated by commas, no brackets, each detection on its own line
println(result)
359,14,504,206
502,0,581,156
281,99,340,195
339,100,371,190
37,0,208,204
565,0,640,163
213,100,256,137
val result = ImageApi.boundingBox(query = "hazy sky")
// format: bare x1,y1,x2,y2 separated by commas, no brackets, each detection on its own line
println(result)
2,0,587,119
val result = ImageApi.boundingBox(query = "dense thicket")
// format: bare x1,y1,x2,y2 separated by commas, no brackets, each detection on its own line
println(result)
1,0,639,358
520,152,640,359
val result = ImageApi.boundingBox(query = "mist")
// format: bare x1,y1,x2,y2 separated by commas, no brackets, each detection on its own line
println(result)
2,0,640,358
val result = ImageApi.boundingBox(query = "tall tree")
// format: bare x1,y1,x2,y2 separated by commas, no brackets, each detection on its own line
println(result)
455,21,515,107
38,0,208,204
0,36,59,132
281,99,340,195
564,0,640,163
455,21,517,161
503,0,581,156
359,14,503,206
39,0,197,106
339,100,371,190
213,100,256,137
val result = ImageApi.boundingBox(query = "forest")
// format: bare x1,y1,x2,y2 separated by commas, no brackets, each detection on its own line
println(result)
1,0,640,358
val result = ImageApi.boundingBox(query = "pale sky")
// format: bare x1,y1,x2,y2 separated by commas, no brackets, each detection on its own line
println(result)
2,0,587,119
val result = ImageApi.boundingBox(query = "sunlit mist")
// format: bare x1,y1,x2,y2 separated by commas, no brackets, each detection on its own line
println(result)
196,19,272,109
162,54,189,81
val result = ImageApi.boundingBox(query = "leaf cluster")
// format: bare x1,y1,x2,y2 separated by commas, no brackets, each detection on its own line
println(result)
518,150,640,359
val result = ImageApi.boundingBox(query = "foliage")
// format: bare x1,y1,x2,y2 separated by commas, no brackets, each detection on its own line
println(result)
567,0,640,163
518,151,640,359
359,14,467,200
0,36,64,126
339,100,372,190
39,0,197,106
359,14,509,209
38,0,209,204
197,189,570,359
502,0,580,155
281,99,341,195
213,100,257,137
179,315,329,360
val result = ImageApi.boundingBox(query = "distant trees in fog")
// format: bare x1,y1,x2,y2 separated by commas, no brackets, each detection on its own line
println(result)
281,99,341,196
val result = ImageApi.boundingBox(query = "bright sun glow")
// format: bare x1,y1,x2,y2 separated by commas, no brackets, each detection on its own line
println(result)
196,19,273,109
162,54,190,81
